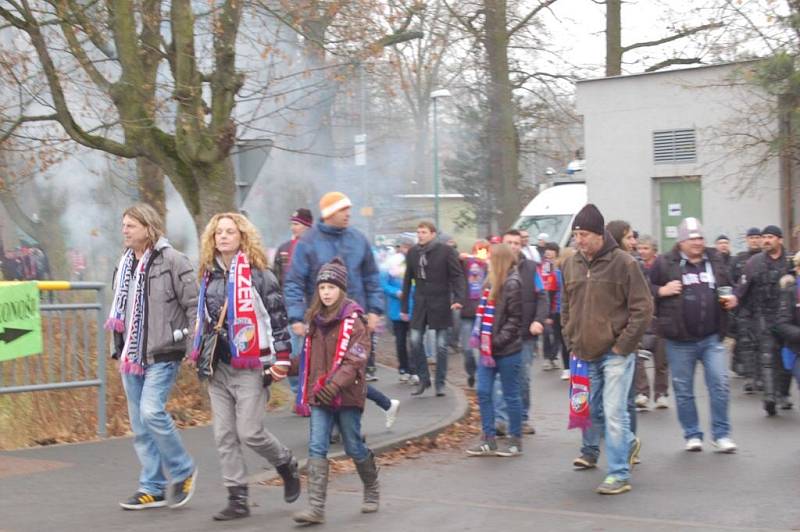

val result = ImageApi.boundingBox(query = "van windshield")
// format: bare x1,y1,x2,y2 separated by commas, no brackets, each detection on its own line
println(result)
515,215,573,246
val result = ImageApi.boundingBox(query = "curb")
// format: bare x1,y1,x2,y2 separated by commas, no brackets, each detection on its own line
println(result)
248,375,471,485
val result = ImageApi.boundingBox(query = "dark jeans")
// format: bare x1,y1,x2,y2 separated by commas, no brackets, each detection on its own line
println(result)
635,336,669,399
410,327,448,390
367,332,377,373
367,385,392,411
392,320,411,374
544,314,568,367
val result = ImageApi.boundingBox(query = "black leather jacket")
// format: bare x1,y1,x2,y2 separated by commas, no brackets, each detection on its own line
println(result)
204,261,292,359
492,269,523,357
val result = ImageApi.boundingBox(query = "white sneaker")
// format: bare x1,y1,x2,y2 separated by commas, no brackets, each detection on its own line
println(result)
408,375,420,386
385,399,400,429
712,437,737,454
399,373,410,383
542,360,554,371
655,395,670,409
635,394,649,408
560,370,570,381
685,438,703,452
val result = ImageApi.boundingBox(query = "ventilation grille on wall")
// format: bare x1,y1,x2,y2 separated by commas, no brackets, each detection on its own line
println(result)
653,129,696,164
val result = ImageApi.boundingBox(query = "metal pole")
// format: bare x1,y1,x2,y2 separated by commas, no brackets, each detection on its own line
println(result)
433,97,440,230
96,285,107,437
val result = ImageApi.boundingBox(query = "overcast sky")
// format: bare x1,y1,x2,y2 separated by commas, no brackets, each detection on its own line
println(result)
541,0,774,78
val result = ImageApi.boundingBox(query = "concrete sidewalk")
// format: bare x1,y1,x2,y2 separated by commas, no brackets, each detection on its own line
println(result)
0,364,467,532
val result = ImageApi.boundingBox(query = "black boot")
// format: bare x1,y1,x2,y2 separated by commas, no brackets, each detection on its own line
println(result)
275,455,301,503
212,485,249,521
411,381,430,396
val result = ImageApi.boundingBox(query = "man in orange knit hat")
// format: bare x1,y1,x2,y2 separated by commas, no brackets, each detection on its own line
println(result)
284,192,383,366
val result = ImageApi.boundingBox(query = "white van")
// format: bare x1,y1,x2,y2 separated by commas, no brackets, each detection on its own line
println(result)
513,182,587,249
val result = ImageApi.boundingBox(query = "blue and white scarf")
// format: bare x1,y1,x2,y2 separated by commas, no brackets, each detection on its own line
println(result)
105,248,153,375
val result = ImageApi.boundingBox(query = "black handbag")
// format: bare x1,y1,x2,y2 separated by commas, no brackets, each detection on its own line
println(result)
197,300,227,380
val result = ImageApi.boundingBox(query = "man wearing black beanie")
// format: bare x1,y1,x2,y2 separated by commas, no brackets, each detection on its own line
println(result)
736,225,794,415
561,204,653,495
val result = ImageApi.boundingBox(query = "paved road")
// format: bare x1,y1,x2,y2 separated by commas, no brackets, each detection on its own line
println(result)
2,355,799,531
0,364,465,531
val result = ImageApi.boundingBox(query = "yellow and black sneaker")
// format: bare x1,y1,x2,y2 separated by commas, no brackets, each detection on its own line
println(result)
170,468,198,509
119,491,167,510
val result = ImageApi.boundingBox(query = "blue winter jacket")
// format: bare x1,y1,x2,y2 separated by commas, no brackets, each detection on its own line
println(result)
284,222,383,323
381,270,414,321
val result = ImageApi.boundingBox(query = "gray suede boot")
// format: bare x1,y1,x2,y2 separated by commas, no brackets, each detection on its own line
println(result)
292,458,328,524
354,451,379,513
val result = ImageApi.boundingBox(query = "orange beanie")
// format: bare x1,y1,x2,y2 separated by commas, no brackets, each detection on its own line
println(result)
319,192,352,219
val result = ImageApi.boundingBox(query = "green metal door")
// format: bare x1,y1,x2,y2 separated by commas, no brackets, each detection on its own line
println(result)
659,179,702,250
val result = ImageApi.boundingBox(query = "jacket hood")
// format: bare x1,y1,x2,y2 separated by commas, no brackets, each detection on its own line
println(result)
155,237,171,252
579,230,618,264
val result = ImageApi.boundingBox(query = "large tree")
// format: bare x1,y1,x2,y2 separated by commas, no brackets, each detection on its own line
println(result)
447,0,560,230
0,0,421,235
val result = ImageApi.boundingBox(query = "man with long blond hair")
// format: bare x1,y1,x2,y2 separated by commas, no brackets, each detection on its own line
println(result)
190,212,300,520
106,203,199,511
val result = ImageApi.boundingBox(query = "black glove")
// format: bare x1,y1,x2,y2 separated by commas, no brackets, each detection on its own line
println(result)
314,382,340,406
263,368,273,388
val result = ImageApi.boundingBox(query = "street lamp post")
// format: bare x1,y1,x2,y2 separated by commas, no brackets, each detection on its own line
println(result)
430,88,451,230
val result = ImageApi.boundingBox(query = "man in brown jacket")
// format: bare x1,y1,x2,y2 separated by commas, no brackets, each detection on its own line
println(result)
561,204,653,495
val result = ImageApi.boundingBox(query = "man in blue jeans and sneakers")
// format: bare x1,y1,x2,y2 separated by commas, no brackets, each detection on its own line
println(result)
649,217,738,453
561,204,653,495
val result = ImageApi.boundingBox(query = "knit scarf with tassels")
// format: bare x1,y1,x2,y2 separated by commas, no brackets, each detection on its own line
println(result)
106,248,153,375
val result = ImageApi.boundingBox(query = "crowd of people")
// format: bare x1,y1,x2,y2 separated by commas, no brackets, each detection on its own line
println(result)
0,242,51,281
104,191,800,527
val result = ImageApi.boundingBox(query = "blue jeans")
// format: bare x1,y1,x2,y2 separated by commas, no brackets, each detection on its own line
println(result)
410,327,448,390
581,361,637,458
288,329,304,394
476,352,523,439
121,361,195,496
308,406,368,460
579,353,636,481
666,335,731,441
493,339,536,423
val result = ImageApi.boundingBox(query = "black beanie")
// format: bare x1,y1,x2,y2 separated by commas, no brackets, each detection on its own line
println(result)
716,235,730,242
762,225,783,238
316,257,348,291
746,227,761,237
572,204,605,235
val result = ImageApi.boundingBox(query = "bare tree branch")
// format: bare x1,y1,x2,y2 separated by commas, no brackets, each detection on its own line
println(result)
622,22,723,53
507,0,558,38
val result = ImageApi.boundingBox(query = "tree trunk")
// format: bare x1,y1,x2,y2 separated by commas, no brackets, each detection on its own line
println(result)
136,157,166,218
180,158,238,235
606,0,622,77
483,0,521,230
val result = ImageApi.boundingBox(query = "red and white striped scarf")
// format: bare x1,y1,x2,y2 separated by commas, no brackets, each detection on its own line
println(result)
472,287,496,368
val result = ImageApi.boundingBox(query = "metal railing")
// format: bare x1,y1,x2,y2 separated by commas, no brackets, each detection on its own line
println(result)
0,281,107,437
